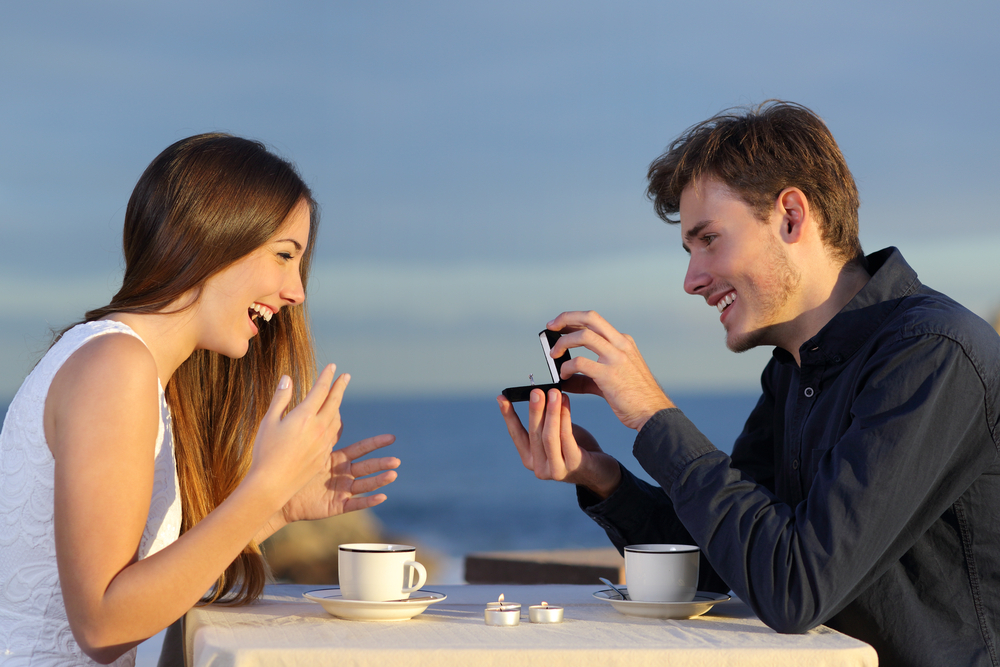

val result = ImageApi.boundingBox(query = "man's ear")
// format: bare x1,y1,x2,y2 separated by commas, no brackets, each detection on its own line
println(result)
776,187,809,243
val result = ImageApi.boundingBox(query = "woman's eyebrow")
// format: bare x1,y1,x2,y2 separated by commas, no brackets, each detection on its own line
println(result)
275,238,303,251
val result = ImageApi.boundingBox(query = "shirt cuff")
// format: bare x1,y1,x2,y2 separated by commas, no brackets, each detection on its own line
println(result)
576,465,653,545
633,408,719,489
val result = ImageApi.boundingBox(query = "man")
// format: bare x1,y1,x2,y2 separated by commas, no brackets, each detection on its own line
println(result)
497,101,1000,667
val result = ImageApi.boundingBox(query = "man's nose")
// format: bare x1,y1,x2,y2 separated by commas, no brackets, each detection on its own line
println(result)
683,257,710,296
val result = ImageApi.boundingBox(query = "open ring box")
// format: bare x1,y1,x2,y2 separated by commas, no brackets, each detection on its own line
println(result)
502,330,571,402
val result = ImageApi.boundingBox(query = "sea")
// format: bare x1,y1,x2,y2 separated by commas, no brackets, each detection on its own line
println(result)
0,391,756,580
0,391,758,664
334,391,757,581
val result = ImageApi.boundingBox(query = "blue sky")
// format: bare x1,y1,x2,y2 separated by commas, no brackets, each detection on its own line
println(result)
2,0,999,398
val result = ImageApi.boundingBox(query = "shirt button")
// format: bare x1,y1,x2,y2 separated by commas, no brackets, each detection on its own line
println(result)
804,387,815,398
792,459,800,470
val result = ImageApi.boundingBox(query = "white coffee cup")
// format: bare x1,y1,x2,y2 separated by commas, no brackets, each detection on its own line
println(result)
624,544,700,602
338,543,428,601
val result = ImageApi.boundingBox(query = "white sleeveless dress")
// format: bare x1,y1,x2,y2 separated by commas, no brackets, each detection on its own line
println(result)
0,321,183,666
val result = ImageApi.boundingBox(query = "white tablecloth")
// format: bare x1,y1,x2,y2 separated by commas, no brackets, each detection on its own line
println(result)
185,584,878,666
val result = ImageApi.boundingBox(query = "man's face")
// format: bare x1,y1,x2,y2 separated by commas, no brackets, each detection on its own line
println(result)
680,177,801,353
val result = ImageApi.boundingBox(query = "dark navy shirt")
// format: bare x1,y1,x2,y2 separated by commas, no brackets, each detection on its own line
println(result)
580,248,1000,667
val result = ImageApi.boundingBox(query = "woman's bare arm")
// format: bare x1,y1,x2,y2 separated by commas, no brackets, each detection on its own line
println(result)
46,334,353,663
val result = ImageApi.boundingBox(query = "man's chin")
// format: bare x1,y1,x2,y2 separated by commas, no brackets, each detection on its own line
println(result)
724,327,770,354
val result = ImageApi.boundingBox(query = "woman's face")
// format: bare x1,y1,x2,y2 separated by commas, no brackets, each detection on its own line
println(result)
194,198,311,358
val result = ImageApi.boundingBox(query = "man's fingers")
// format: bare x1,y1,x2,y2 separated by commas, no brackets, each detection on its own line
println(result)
540,389,565,479
559,373,603,397
527,389,548,476
560,393,575,459
550,325,620,360
572,423,601,452
559,356,602,382
547,310,621,345
497,396,534,469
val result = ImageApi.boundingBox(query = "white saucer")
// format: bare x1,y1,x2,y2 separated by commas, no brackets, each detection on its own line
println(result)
593,588,730,619
303,588,447,621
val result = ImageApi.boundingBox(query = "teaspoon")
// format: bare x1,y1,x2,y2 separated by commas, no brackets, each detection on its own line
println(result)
599,577,629,601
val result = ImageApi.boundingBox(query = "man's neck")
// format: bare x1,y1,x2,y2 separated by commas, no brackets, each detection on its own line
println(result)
782,259,871,365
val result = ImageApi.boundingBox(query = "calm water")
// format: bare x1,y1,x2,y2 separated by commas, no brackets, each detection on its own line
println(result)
338,391,758,579
0,390,759,579
0,390,758,664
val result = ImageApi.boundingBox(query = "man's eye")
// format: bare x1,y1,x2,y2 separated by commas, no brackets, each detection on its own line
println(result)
703,235,716,246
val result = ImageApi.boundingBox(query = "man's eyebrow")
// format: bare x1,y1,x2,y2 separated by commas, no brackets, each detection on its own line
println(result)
681,220,713,253
684,220,712,244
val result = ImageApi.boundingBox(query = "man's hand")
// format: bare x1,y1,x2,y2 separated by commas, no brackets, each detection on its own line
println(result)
547,311,675,431
497,389,622,499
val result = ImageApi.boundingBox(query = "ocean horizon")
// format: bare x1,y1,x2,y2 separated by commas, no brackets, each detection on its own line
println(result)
0,389,758,664
1,389,758,578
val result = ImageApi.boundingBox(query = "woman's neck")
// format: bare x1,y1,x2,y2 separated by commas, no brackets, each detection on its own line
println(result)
102,310,199,387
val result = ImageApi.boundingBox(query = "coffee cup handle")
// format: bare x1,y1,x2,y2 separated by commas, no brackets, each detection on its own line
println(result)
402,561,427,594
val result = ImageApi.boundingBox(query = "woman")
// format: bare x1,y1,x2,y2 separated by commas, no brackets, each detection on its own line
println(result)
0,134,400,665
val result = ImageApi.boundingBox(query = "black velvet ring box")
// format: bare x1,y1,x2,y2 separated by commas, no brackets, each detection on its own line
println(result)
501,330,571,402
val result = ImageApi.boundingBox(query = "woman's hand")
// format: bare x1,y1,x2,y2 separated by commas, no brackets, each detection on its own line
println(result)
278,433,399,527
247,364,354,514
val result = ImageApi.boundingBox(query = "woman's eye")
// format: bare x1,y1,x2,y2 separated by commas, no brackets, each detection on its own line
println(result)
278,252,294,261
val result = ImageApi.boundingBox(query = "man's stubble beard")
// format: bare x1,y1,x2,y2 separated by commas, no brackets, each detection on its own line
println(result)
725,235,802,354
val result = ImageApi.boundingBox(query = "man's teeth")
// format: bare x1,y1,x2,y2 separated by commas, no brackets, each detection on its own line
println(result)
250,303,273,322
716,293,736,313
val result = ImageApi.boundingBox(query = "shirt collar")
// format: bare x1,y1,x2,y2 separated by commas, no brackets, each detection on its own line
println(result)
773,247,922,367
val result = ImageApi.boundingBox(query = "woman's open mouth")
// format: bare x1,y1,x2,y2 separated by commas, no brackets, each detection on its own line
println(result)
249,302,274,322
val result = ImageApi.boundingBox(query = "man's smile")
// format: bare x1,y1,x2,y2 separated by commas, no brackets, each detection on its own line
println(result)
715,291,737,314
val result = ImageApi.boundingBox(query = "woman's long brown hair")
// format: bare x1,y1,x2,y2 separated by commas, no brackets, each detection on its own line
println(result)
63,134,318,603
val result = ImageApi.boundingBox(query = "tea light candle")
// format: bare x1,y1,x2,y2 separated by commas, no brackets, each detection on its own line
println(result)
484,594,521,626
529,601,564,623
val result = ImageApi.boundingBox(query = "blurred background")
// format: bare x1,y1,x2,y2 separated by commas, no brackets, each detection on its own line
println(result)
2,1,999,658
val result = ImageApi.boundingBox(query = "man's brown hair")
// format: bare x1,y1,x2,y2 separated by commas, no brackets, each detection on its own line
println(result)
646,101,863,264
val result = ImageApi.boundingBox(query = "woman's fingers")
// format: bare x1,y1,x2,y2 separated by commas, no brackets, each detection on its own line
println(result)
343,493,388,513
317,371,350,423
340,434,396,459
264,374,295,422
350,469,399,494
296,364,337,413
350,456,400,478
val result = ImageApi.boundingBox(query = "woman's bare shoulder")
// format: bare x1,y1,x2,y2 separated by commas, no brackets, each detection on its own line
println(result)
45,332,161,458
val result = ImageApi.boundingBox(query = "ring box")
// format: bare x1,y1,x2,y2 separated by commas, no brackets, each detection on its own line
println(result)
502,330,571,402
